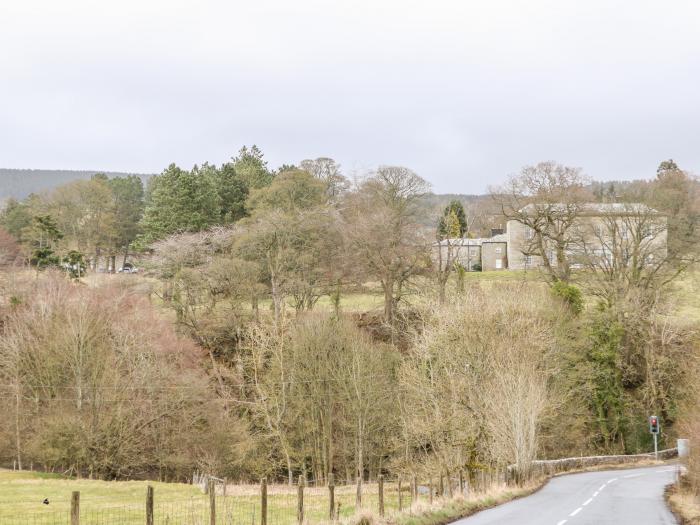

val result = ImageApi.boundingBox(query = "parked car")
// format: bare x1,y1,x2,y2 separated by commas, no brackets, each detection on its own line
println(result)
117,263,139,274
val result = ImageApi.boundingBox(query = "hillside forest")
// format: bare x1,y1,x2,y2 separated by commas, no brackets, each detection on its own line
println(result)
0,148,699,486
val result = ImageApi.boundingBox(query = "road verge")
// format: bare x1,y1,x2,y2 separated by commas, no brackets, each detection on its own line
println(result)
342,457,677,525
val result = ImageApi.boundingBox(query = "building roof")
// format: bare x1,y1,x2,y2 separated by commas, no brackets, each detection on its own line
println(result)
484,233,508,243
437,232,507,246
518,202,660,215
436,238,485,246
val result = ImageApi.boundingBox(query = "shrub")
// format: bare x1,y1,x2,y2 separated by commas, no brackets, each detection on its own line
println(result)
551,280,583,314
0,275,251,480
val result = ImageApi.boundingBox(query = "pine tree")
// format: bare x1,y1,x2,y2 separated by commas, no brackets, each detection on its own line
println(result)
139,164,221,244
437,200,468,239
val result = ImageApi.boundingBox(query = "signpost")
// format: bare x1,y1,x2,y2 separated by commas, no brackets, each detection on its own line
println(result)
649,415,660,459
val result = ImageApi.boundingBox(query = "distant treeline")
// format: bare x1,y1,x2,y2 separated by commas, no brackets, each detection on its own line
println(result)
0,169,152,200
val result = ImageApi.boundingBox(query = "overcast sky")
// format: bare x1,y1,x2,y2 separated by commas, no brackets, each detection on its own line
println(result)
1,1,698,193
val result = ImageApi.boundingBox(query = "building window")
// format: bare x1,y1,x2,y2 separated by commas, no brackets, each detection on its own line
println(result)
525,255,533,265
495,259,503,269
526,228,534,240
495,246,502,254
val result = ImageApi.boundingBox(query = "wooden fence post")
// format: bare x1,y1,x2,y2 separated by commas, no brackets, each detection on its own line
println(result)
378,475,384,517
459,471,464,495
411,475,417,501
438,474,444,498
429,478,433,505
297,475,305,525
398,479,403,512
446,469,453,498
71,491,80,525
209,479,216,525
328,474,335,521
356,475,362,508
146,486,154,525
261,478,268,525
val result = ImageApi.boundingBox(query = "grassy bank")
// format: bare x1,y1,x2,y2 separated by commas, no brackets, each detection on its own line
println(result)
390,484,541,525
667,485,700,524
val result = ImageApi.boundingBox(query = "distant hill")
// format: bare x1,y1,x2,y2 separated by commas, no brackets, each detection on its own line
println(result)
0,169,153,201
0,170,498,232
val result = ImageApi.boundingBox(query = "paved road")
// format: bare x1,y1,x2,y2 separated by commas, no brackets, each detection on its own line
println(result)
453,464,680,525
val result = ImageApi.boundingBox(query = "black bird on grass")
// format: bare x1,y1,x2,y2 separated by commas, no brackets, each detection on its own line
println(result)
42,498,49,505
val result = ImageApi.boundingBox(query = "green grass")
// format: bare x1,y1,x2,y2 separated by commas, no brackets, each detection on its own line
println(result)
459,270,540,282
668,269,700,322
0,470,409,525
0,468,543,525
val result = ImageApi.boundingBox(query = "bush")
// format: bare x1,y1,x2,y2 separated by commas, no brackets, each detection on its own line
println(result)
551,281,583,314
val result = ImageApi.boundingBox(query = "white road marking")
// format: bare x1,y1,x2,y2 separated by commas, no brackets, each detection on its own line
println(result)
570,507,582,517
582,498,593,506
593,491,599,497
556,521,567,525
623,473,644,478
655,468,675,473
598,484,606,491
607,478,618,483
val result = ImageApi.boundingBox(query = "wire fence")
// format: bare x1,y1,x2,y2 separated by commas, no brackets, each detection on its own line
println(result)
6,451,671,525
0,470,513,525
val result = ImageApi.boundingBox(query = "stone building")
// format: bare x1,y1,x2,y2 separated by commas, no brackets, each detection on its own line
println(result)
436,203,666,272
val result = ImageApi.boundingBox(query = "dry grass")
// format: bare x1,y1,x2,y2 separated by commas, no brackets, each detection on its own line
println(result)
388,482,542,525
667,485,700,524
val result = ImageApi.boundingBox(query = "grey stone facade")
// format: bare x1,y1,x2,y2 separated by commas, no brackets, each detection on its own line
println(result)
481,241,507,271
435,203,666,272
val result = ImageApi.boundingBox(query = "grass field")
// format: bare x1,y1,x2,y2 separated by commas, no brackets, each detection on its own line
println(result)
0,469,416,525
669,269,700,322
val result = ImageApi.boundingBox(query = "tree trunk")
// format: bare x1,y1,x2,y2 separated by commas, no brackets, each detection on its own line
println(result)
252,294,260,322
286,453,293,486
382,278,394,325
271,273,282,326
355,418,364,506
14,386,22,470
327,411,334,485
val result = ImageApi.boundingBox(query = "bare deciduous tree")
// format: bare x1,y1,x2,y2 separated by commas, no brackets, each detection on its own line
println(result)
299,158,350,201
400,284,561,481
343,166,431,326
492,161,592,282
573,204,675,304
